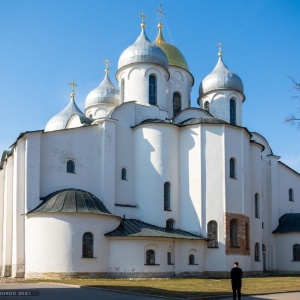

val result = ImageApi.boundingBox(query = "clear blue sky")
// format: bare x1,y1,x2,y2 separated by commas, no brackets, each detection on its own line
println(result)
0,0,300,171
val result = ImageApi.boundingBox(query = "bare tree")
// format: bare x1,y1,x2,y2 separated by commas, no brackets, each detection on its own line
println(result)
285,77,300,128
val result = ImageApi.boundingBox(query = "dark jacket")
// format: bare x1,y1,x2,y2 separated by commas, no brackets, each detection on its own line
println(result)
231,266,243,284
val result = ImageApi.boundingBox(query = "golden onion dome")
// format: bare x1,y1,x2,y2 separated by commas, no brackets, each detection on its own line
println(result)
154,25,189,71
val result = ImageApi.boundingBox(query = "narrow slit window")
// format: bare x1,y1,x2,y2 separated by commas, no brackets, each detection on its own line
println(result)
230,99,236,125
230,219,238,247
121,168,127,180
164,182,171,211
149,75,157,105
207,220,218,248
82,232,94,258
229,158,236,178
173,92,181,117
67,160,75,173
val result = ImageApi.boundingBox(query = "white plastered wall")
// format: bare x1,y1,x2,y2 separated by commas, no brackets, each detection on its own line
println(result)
25,214,120,277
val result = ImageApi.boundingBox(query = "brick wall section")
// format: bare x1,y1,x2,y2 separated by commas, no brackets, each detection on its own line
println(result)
225,212,250,256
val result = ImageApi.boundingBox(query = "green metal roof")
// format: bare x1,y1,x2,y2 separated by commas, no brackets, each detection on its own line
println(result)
273,213,300,233
105,219,207,240
28,188,114,216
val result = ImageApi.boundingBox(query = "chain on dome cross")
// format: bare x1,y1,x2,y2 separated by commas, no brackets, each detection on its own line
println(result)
103,58,111,73
156,4,165,25
69,80,77,99
138,11,148,24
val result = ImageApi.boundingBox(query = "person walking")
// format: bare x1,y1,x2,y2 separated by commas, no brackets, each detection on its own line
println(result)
231,262,243,300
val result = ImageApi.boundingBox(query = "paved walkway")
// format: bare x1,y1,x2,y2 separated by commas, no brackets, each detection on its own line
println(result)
0,282,161,300
218,291,300,299
1,282,300,300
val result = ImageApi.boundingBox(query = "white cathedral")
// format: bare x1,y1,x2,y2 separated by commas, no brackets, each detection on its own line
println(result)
1,12,300,279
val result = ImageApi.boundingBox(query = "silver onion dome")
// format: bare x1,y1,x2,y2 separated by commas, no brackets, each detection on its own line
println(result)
199,55,244,99
85,71,119,109
118,24,169,71
45,97,91,132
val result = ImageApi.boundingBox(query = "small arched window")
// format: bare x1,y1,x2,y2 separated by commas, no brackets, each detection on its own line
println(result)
149,74,157,105
164,182,171,211
82,232,94,258
293,244,300,261
255,242,260,261
146,249,155,265
67,160,75,173
166,219,174,230
255,193,260,218
189,254,195,265
245,222,250,250
230,219,238,247
229,158,236,178
207,220,218,248
121,78,125,102
230,99,236,125
167,252,172,265
173,92,181,117
289,188,294,201
121,167,127,180
204,101,209,111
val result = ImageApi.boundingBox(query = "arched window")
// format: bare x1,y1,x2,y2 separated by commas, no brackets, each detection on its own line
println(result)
207,220,218,248
167,252,172,265
255,242,260,261
164,182,171,211
166,219,174,230
293,244,300,261
230,99,236,125
82,232,93,258
230,219,238,247
189,254,195,265
245,222,250,250
67,160,75,173
289,188,294,201
204,101,209,111
173,92,181,117
255,193,260,218
146,249,155,265
149,75,157,105
121,167,127,180
229,158,236,178
121,78,125,102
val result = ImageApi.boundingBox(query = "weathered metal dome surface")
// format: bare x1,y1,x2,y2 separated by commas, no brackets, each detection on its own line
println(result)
85,72,119,109
199,56,244,98
45,98,92,132
28,188,113,216
118,26,168,70
154,26,189,71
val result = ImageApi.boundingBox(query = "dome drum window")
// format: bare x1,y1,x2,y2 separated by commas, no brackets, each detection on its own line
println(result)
149,75,157,105
173,92,181,117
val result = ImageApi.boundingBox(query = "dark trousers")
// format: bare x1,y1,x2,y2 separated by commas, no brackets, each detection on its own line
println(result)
232,282,241,300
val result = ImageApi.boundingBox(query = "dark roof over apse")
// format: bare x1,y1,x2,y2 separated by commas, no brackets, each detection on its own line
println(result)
28,188,113,216
273,213,300,233
105,219,207,240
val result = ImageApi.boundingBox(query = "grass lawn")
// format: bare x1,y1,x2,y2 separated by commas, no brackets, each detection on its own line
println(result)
40,276,300,298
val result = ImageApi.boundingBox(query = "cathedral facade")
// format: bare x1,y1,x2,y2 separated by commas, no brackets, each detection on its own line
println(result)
0,15,300,279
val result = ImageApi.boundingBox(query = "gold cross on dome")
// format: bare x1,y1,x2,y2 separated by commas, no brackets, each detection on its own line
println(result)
156,4,165,25
103,58,111,73
138,11,148,25
217,42,223,57
69,80,77,99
